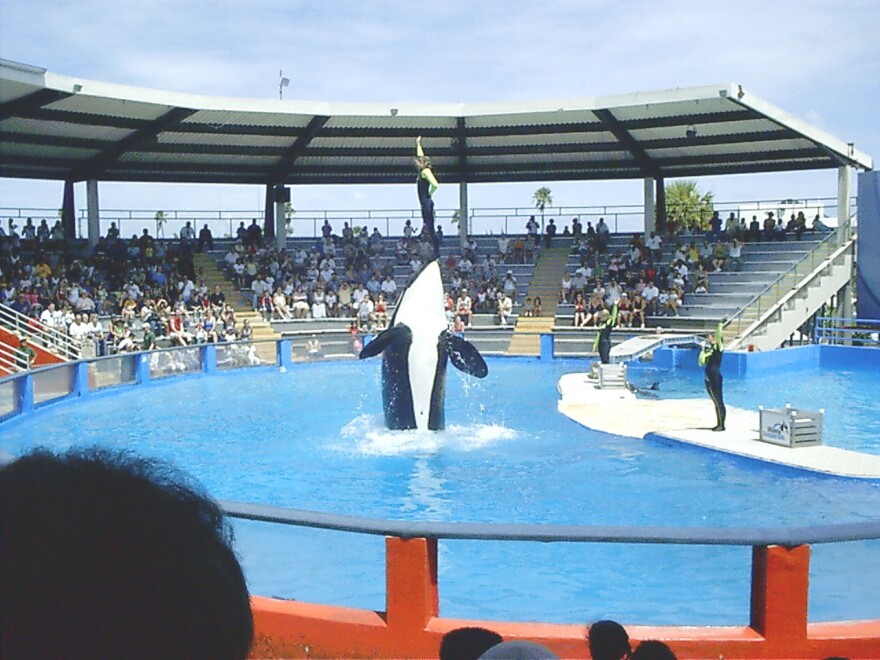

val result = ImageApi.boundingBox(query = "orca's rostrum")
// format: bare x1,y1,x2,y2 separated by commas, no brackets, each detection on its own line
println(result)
359,260,488,430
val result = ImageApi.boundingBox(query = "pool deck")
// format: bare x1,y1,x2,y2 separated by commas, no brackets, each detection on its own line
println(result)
557,373,880,480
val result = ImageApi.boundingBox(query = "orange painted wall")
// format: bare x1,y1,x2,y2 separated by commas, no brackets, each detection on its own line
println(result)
247,540,880,659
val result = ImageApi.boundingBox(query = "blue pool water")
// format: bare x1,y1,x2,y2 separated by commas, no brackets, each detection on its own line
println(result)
2,358,879,626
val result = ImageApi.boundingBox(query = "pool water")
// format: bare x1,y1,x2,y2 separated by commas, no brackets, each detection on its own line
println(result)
2,358,879,626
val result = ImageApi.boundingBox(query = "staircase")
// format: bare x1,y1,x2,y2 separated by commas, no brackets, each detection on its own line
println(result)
507,247,569,355
726,237,855,351
192,253,281,362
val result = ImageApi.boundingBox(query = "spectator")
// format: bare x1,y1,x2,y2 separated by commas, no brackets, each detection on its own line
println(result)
198,223,214,252
497,292,513,326
479,640,559,659
545,218,557,247
440,627,503,660
0,448,253,659
588,620,631,660
631,640,678,659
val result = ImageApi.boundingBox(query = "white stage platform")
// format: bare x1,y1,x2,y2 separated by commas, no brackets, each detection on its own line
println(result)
557,372,880,480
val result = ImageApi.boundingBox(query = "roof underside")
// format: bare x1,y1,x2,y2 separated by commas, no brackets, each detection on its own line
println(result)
0,60,872,186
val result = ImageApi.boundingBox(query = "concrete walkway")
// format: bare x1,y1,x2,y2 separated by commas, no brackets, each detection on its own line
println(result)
557,372,880,479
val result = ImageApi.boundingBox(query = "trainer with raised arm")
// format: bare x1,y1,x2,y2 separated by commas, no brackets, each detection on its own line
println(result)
415,135,440,257
698,321,726,431
593,302,619,364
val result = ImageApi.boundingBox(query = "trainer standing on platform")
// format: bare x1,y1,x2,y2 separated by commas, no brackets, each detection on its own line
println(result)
593,303,618,364
415,136,440,258
699,321,726,431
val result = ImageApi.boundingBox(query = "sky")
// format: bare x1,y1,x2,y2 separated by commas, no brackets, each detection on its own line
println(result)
1,0,878,227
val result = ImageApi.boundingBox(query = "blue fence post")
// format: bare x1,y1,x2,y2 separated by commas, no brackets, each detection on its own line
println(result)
278,339,294,370
73,361,90,397
203,344,217,374
136,353,151,385
18,373,34,413
540,333,554,360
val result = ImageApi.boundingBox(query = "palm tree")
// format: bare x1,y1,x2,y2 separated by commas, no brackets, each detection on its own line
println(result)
665,181,714,231
533,187,553,230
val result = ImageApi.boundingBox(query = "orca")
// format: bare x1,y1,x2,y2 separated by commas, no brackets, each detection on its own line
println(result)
359,260,488,430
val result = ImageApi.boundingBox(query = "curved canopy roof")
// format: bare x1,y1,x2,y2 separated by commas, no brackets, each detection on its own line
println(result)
0,58,872,187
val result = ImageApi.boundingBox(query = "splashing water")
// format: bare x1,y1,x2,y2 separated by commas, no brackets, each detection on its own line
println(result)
339,414,518,456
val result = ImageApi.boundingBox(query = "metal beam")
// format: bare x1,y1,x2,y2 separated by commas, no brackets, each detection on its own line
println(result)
455,116,468,179
72,107,197,181
594,108,660,178
269,114,329,183
0,89,71,122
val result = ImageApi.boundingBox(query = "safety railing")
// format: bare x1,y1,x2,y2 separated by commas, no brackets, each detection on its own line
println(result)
0,304,81,361
0,196,843,241
815,317,880,347
723,219,854,345
0,342,24,374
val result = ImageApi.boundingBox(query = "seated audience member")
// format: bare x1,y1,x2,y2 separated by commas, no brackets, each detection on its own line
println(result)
0,448,253,659
440,627,503,660
630,639,678,659
588,619,631,660
531,296,543,318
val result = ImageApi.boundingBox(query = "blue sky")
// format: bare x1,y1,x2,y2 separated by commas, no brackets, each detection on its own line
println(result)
1,0,878,221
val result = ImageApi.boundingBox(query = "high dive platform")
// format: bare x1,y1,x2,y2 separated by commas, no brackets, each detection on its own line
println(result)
557,372,880,479
609,333,702,363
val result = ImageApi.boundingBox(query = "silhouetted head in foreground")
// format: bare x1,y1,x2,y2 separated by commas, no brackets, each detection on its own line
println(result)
1,447,253,659
631,640,677,660
440,626,504,660
478,639,559,659
588,619,631,660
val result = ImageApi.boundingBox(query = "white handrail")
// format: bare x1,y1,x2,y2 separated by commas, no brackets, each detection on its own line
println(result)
0,305,81,361
727,238,855,351
0,342,25,374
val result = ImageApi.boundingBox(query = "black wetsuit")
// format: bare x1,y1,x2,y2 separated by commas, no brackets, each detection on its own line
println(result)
594,305,618,364
597,323,614,364
417,172,439,258
702,344,726,430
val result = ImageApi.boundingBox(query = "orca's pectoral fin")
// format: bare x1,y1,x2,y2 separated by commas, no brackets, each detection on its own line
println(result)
359,324,410,359
445,332,488,378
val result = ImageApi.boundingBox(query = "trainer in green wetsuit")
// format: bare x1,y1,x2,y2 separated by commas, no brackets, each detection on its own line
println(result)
593,303,619,364
698,321,726,431
415,136,440,257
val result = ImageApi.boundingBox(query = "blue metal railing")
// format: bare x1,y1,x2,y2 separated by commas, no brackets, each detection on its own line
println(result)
222,500,880,547
815,316,880,347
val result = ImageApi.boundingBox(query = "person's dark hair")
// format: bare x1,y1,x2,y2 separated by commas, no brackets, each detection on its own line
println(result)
1,447,253,659
630,640,677,660
588,619,631,660
440,626,504,660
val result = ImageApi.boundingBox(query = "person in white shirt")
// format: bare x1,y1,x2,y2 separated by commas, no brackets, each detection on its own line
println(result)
497,293,513,326
39,303,58,329
380,275,398,303
642,281,660,315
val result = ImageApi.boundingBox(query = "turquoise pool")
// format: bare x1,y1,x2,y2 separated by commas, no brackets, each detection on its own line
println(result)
2,357,878,626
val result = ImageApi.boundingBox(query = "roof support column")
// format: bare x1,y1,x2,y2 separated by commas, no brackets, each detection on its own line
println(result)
459,182,469,245
837,165,852,239
274,186,289,251
643,177,655,237
264,185,275,244
62,180,75,241
86,179,100,246
655,177,667,234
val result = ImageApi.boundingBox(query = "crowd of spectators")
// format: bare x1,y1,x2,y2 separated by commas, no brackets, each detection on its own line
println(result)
0,217,252,357
2,206,827,358
554,208,820,328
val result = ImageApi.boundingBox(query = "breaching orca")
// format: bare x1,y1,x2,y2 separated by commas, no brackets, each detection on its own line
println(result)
359,260,488,430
